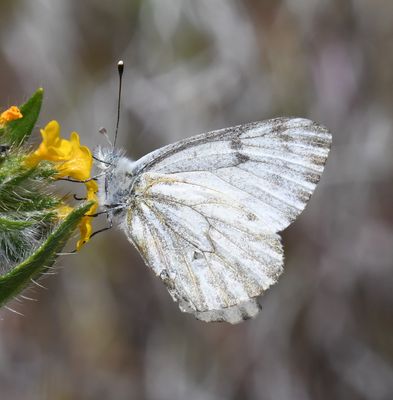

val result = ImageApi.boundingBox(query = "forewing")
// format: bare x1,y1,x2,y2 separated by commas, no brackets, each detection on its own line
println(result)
132,118,332,231
126,118,331,323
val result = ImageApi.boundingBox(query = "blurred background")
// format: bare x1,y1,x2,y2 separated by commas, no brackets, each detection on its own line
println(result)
1,0,393,399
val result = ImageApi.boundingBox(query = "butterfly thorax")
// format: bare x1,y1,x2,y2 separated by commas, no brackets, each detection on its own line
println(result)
95,147,136,219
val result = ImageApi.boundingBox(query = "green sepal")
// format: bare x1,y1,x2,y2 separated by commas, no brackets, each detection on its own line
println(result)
0,201,93,307
0,154,60,213
0,217,35,230
3,88,43,147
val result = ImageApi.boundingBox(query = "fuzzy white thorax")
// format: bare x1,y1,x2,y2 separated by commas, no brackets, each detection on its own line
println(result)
94,146,135,222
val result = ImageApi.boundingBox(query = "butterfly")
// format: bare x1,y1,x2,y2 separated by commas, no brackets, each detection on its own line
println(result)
94,116,331,324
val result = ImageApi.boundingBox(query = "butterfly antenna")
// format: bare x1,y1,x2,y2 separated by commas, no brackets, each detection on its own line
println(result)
113,60,124,149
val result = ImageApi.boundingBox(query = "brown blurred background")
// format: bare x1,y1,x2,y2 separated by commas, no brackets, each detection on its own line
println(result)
1,0,393,399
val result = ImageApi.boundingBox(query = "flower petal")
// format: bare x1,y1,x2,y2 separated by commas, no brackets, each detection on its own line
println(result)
57,205,74,219
76,217,93,251
0,106,23,124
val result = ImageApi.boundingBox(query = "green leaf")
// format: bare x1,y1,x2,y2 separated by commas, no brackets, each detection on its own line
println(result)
4,88,43,146
0,201,93,307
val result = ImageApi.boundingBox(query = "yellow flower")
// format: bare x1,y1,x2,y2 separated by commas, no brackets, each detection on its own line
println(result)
26,121,92,180
57,184,98,251
57,132,92,180
76,180,99,250
27,121,71,165
76,217,93,251
30,120,99,251
85,180,99,204
0,106,23,125
56,181,99,251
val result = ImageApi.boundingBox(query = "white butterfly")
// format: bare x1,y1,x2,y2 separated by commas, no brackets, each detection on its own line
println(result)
95,117,331,323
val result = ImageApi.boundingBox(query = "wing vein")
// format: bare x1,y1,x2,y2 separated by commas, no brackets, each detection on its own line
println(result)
240,148,324,174
143,200,206,300
211,225,272,269
145,200,232,309
234,166,304,210
208,172,288,222
238,164,314,192
147,194,281,261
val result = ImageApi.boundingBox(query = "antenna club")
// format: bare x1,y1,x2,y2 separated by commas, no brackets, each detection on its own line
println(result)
118,60,124,74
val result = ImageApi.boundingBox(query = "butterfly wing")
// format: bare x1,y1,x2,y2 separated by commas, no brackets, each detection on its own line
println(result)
125,118,331,323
